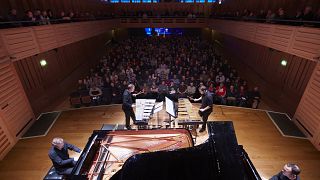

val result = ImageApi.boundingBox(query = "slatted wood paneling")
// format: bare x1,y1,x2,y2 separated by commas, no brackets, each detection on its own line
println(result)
0,28,40,61
0,36,14,160
33,26,58,52
14,31,113,116
294,63,320,150
290,28,320,62
0,19,118,62
209,19,320,61
0,57,34,160
218,33,316,117
0,115,14,160
0,58,34,137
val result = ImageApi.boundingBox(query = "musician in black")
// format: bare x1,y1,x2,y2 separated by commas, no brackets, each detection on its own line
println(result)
122,84,140,130
48,137,81,176
189,86,213,133
270,163,301,180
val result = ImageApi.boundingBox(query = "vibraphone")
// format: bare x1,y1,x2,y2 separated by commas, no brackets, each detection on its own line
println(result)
176,98,203,126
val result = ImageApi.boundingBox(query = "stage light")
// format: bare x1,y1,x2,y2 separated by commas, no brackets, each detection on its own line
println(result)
40,59,47,67
281,59,287,66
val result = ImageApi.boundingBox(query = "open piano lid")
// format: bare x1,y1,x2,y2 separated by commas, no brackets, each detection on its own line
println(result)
110,121,261,180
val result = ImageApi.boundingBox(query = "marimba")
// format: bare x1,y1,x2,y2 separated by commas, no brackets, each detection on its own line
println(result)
176,98,203,126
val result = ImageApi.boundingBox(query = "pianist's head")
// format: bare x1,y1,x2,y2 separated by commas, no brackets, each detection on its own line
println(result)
128,84,135,93
52,137,65,150
282,163,300,180
199,86,207,95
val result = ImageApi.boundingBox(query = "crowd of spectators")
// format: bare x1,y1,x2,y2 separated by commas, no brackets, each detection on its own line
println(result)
118,10,204,18
0,8,114,28
212,5,320,26
1,5,320,29
71,35,261,109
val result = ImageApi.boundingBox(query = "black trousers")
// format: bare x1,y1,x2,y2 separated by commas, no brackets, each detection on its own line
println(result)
198,110,212,129
123,107,136,127
57,160,77,176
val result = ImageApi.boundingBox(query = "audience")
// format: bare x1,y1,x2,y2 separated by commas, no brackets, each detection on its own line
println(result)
212,5,320,27
1,5,320,29
70,35,262,110
0,9,113,28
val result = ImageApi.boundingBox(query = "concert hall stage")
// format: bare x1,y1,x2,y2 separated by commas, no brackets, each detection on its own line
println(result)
0,104,319,180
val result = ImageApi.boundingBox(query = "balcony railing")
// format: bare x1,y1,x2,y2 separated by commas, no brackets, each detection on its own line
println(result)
119,16,207,27
0,19,118,61
1,17,319,62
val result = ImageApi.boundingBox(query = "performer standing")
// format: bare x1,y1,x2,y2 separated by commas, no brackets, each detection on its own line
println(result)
189,86,213,133
122,84,140,130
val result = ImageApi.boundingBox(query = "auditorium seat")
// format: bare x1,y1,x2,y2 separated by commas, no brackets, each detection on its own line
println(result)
69,91,81,108
43,166,66,180
79,90,91,106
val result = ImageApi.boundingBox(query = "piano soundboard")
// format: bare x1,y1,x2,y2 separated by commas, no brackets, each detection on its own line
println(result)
177,98,202,125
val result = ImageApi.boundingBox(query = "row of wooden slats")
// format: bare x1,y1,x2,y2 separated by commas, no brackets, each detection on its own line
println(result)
209,19,320,61
0,59,34,135
294,64,320,150
0,38,14,160
0,37,34,159
0,19,118,62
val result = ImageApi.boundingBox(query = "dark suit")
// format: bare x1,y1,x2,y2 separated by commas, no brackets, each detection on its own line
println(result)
270,172,300,180
122,89,136,128
198,91,213,129
48,142,81,175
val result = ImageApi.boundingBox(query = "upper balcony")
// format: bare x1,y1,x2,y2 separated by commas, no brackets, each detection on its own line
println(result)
1,17,320,62
0,19,119,61
119,17,207,28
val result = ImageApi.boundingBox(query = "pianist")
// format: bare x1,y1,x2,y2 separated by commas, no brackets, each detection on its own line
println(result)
48,137,81,176
270,163,301,180
189,86,213,133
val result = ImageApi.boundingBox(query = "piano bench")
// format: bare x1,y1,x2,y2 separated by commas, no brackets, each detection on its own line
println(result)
43,166,66,180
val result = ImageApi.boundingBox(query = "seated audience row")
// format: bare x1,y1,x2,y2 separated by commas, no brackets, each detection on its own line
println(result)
212,5,320,26
0,9,113,28
71,36,261,109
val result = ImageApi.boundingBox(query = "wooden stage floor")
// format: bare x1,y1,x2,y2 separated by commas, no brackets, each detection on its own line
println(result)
0,104,319,180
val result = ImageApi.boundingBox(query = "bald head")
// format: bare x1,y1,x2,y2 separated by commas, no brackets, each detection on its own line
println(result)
52,137,64,150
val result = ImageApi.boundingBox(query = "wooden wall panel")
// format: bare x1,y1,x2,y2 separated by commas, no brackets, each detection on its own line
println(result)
209,19,320,61
217,33,316,116
113,3,213,16
119,18,207,28
0,19,118,62
294,63,320,150
33,26,58,52
290,28,320,62
0,57,34,160
0,0,110,17
0,28,40,61
53,24,74,47
0,115,14,161
0,58,34,137
215,0,320,17
14,31,113,116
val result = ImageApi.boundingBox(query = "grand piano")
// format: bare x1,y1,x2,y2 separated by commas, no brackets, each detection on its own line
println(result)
71,121,261,180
